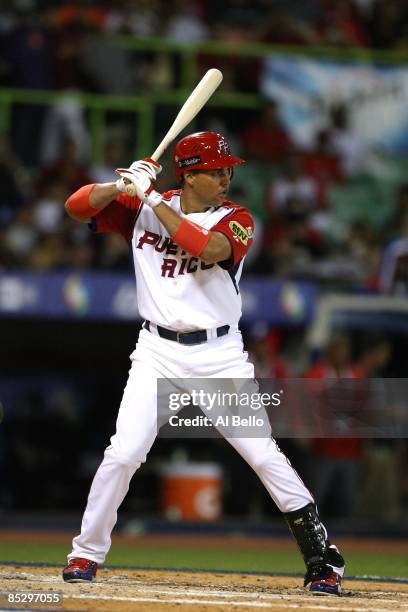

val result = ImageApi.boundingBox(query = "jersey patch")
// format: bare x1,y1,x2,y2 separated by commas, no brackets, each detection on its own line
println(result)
229,220,252,245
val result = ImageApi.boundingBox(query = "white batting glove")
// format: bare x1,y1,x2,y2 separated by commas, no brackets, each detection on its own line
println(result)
115,158,162,206
134,182,163,208
129,158,162,179
115,167,162,208
115,157,161,191
115,168,148,195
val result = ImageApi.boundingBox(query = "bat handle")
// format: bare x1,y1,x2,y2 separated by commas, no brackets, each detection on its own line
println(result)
150,143,166,163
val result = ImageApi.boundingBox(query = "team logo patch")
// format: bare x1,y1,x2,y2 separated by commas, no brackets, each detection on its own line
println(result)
178,156,202,168
229,221,252,245
218,138,230,154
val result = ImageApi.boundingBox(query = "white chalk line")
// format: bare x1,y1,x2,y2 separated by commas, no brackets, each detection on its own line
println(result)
1,571,407,610
69,594,278,608
64,593,402,611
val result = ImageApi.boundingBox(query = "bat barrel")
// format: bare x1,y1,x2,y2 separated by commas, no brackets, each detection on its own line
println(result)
150,68,223,162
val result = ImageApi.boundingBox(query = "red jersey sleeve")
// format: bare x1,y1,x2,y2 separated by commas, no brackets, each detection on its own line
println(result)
91,194,142,243
211,205,254,269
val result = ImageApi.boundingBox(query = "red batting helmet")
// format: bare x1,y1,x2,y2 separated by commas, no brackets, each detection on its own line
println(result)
173,131,245,181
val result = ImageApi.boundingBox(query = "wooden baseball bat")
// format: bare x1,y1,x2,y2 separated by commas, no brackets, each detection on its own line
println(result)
151,68,223,162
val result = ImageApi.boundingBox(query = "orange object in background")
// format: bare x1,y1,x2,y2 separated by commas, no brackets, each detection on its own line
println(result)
161,463,222,521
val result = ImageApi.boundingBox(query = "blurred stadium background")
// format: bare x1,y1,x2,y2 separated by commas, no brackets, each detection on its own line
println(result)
0,0,407,574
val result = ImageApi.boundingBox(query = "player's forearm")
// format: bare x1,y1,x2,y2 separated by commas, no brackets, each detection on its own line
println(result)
89,183,122,209
153,202,231,263
200,232,231,263
65,182,121,222
152,202,182,236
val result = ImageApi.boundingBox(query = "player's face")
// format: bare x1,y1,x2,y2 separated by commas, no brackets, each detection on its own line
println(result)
191,168,232,207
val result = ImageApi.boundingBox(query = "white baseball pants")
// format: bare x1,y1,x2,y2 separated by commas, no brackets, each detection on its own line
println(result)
69,328,314,563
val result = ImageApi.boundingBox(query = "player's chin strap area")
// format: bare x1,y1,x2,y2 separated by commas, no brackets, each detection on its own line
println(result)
283,503,345,586
143,320,230,345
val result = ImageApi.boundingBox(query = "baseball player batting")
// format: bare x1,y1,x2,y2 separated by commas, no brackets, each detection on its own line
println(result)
62,131,345,595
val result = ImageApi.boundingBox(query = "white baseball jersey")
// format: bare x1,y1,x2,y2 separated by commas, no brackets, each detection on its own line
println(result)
70,190,324,573
91,189,254,331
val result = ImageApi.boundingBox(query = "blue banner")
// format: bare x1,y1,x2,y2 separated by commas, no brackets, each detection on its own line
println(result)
261,55,408,153
0,272,317,325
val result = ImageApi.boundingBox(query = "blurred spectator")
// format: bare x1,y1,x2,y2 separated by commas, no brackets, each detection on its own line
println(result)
64,221,98,270
90,135,129,184
259,6,320,45
317,0,370,47
266,150,320,216
29,234,68,271
48,3,118,90
303,129,344,208
149,53,175,90
104,0,161,37
8,383,82,509
0,6,16,39
256,216,330,278
53,3,107,32
303,334,364,517
40,95,89,166
165,0,209,41
379,237,408,294
36,137,92,197
344,220,383,288
382,183,408,242
241,101,293,163
4,206,38,267
355,334,392,377
0,133,25,226
305,333,363,378
262,150,329,274
32,179,66,235
69,240,98,270
98,234,132,271
354,0,377,17
326,102,390,179
247,323,292,379
208,0,264,31
0,227,9,269
2,5,54,89
326,103,370,178
353,335,403,521
367,0,408,49
79,30,135,95
359,438,405,521
379,186,408,294
267,0,321,25
0,416,11,511
2,4,54,164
